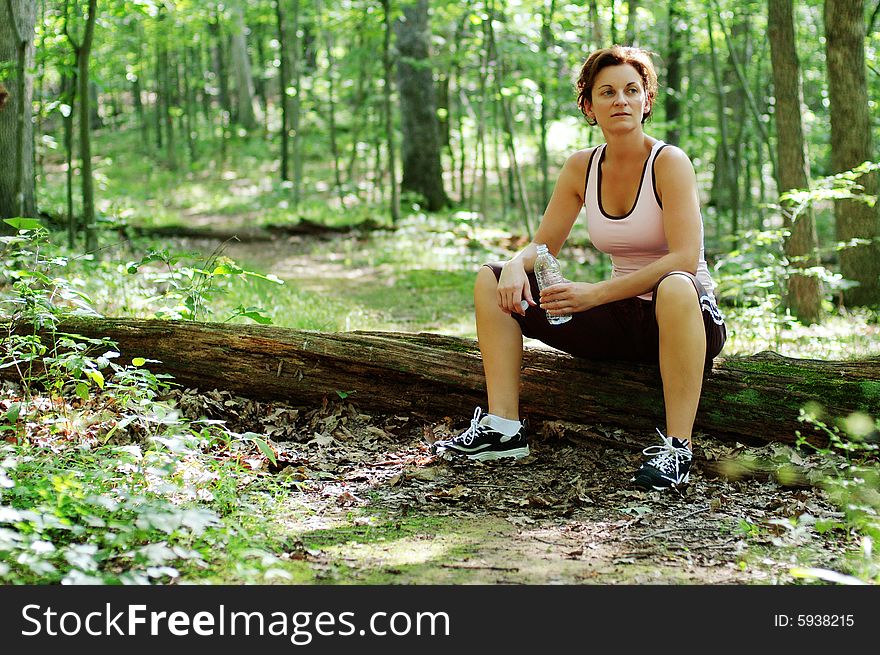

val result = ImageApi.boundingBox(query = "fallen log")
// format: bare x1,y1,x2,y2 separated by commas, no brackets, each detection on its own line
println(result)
126,218,385,243
5,317,879,447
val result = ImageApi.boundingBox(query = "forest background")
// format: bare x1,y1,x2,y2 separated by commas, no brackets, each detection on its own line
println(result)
0,0,878,587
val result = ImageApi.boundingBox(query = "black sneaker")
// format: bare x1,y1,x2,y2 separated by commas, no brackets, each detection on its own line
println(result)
632,429,692,490
431,407,529,462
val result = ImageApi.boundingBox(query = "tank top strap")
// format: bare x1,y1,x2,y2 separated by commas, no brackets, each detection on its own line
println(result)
582,144,604,208
644,140,668,208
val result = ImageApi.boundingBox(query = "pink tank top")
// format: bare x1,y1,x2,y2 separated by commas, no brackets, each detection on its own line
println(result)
583,141,716,301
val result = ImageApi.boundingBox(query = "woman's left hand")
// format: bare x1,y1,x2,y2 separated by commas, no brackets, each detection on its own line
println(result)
539,281,604,316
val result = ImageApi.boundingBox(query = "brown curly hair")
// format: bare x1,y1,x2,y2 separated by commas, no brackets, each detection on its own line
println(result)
576,45,658,126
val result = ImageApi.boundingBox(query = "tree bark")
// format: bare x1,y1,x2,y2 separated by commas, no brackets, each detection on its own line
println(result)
665,0,684,146
210,10,231,121
314,0,344,206
394,0,448,211
489,4,534,238
9,318,879,449
290,0,303,207
824,0,880,307
78,0,97,253
230,4,258,130
538,0,555,211
625,0,640,45
381,0,400,223
0,0,37,221
706,9,733,239
63,0,97,253
156,9,176,171
275,0,290,182
589,0,603,47
768,0,821,325
62,68,76,247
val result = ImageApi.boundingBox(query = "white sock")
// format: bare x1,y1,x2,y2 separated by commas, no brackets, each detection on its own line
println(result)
482,414,522,436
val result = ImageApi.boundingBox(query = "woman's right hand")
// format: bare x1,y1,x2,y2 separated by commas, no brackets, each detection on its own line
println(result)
497,259,536,316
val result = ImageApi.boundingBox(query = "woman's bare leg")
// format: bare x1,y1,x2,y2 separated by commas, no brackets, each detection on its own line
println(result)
474,266,524,421
654,274,706,443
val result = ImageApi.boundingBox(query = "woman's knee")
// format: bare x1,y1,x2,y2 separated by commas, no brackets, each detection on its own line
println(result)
655,273,699,317
475,265,498,300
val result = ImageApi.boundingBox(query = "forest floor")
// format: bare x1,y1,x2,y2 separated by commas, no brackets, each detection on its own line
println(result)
157,229,867,586
173,386,859,585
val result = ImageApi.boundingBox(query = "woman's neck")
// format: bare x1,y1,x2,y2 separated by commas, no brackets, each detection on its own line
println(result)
601,129,655,164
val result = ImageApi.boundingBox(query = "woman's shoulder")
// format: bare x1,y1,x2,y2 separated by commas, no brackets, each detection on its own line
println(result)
571,145,602,161
654,143,693,167
654,143,696,180
562,146,601,173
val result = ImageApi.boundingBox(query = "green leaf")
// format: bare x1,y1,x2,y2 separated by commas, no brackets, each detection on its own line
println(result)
3,217,44,231
243,432,277,465
242,311,273,324
132,357,146,367
234,305,273,324
75,381,90,400
5,402,20,424
335,390,356,399
86,369,105,389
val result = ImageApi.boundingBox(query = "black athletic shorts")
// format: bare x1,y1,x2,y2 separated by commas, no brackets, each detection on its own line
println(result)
484,263,727,366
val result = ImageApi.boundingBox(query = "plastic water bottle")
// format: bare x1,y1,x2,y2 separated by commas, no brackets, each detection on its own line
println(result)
534,244,571,325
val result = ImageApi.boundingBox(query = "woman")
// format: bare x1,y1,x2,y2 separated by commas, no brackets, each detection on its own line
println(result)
432,45,727,491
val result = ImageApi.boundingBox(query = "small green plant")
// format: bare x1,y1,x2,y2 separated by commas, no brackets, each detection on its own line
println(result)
125,243,283,323
795,404,879,462
0,219,292,584
715,162,879,356
792,405,880,582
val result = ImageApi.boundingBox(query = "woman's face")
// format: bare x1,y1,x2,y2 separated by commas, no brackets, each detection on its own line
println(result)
585,64,650,130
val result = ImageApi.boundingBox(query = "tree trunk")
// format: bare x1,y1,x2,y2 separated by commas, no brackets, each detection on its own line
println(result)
210,12,231,121
132,54,147,147
88,79,101,130
290,0,303,207
33,0,45,192
824,0,880,307
11,318,879,450
70,0,98,254
182,46,197,162
710,7,748,242
468,11,491,217
489,4,534,238
230,5,258,130
768,0,822,325
315,0,344,206
275,0,290,182
589,0,603,47
665,0,684,146
451,15,466,203
706,10,731,240
156,12,177,171
252,22,269,131
625,0,640,45
0,0,37,221
538,0,555,211
394,0,448,211
62,68,76,247
381,0,400,223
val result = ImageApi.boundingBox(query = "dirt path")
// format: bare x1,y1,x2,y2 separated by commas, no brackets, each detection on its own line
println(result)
175,389,857,585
